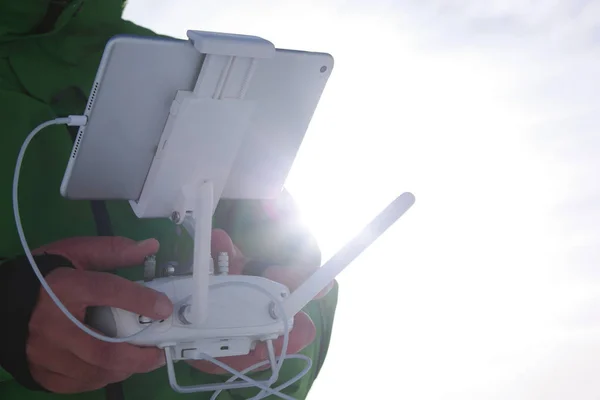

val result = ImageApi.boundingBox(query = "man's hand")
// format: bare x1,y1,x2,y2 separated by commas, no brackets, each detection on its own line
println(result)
188,230,334,374
28,237,173,394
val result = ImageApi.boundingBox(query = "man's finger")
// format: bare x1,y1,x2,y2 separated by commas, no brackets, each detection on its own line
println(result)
69,328,166,375
211,229,236,256
211,229,245,261
28,339,130,384
38,300,166,377
31,366,107,394
37,236,159,271
71,270,173,320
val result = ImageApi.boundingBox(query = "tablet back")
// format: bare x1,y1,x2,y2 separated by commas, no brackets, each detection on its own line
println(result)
60,35,333,202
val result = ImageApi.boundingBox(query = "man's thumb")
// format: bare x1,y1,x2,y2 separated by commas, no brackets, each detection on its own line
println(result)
211,229,237,258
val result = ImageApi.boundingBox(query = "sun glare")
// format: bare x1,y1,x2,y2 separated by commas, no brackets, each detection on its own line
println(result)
122,1,600,398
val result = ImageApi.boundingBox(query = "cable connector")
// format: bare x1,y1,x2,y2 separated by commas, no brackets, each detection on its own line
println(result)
67,115,87,127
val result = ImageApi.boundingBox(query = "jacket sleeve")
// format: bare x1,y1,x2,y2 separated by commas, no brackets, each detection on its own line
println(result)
0,258,9,383
0,254,75,390
213,191,339,397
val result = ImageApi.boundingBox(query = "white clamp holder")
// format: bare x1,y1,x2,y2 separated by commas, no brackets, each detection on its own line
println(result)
131,30,275,219
130,31,275,326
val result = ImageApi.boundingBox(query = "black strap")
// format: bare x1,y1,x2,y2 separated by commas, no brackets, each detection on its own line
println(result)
104,382,125,400
0,254,75,391
90,200,114,236
33,1,73,34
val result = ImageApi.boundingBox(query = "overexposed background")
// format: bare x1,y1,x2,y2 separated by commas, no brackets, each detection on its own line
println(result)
124,1,600,398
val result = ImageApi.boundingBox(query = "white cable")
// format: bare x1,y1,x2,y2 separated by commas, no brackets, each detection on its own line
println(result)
203,281,312,400
13,117,153,344
249,355,313,400
210,354,312,400
164,283,289,396
165,281,308,399
208,281,291,398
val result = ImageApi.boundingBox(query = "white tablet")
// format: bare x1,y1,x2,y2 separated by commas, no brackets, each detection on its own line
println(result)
60,34,333,201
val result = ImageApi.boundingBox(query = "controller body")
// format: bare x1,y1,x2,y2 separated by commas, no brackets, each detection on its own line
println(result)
88,275,293,361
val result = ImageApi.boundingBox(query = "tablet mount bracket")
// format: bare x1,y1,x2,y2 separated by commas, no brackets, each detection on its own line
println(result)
130,30,276,325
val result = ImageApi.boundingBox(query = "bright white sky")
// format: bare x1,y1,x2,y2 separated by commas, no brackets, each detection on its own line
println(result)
125,1,600,399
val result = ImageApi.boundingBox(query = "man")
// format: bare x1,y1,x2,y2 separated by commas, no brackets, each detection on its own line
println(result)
0,0,339,399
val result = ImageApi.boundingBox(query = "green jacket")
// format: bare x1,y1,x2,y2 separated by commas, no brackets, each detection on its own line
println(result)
0,0,338,398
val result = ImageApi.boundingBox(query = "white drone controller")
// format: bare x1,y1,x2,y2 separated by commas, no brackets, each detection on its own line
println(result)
74,30,417,397
90,273,294,360
90,193,417,355
88,192,415,395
